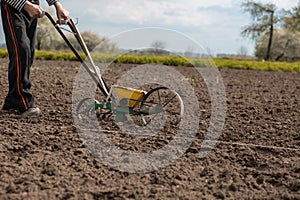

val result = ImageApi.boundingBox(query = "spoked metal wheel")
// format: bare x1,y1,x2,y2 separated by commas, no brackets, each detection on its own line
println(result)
76,98,97,120
140,87,184,127
76,98,113,121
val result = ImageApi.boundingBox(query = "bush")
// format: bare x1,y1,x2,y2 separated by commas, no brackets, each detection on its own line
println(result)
0,48,8,58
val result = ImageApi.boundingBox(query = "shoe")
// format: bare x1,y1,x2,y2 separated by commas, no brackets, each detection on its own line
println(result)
21,107,42,117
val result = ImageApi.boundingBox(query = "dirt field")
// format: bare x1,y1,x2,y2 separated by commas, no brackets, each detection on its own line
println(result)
0,58,299,199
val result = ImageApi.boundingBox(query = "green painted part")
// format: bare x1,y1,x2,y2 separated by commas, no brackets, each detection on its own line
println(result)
92,101,152,116
116,106,130,113
94,102,104,109
105,102,112,109
115,113,126,122
94,101,112,110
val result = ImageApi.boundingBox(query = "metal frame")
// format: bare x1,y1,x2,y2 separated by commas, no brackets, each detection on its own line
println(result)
45,13,184,124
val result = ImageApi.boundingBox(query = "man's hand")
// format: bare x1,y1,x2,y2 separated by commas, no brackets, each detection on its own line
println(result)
54,2,70,24
23,1,44,19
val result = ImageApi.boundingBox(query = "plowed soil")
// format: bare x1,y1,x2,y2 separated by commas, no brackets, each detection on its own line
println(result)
0,58,299,199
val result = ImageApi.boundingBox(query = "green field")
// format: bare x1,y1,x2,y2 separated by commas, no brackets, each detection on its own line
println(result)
0,48,299,72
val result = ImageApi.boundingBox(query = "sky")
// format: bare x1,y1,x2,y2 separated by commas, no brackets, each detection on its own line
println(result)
0,0,299,56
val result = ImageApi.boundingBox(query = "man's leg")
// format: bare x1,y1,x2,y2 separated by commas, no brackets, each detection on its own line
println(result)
1,1,35,113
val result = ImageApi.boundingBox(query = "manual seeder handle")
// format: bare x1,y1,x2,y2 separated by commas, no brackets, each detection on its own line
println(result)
44,12,110,98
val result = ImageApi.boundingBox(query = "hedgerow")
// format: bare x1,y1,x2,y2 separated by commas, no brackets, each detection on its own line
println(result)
213,58,300,72
0,48,299,72
0,48,8,58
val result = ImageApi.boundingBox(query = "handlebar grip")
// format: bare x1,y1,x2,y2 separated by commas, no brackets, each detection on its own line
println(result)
58,19,69,25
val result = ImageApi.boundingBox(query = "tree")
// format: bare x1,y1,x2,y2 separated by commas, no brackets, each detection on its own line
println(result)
283,2,300,31
36,12,117,52
151,40,166,55
237,46,248,56
93,36,118,53
81,31,102,51
36,9,60,50
255,29,300,61
184,46,194,57
65,31,117,52
241,1,279,61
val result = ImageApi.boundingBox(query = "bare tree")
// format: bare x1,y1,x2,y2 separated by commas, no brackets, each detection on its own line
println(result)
237,46,248,56
151,40,166,55
184,46,194,57
241,1,279,61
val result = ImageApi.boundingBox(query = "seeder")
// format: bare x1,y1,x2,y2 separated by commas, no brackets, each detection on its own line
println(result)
45,13,184,126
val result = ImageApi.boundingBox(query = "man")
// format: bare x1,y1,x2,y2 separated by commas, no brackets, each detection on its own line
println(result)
1,0,70,116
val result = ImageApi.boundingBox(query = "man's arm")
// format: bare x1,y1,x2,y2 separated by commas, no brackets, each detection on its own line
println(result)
4,0,44,18
46,0,58,6
4,0,69,21
52,1,70,24
3,0,27,12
